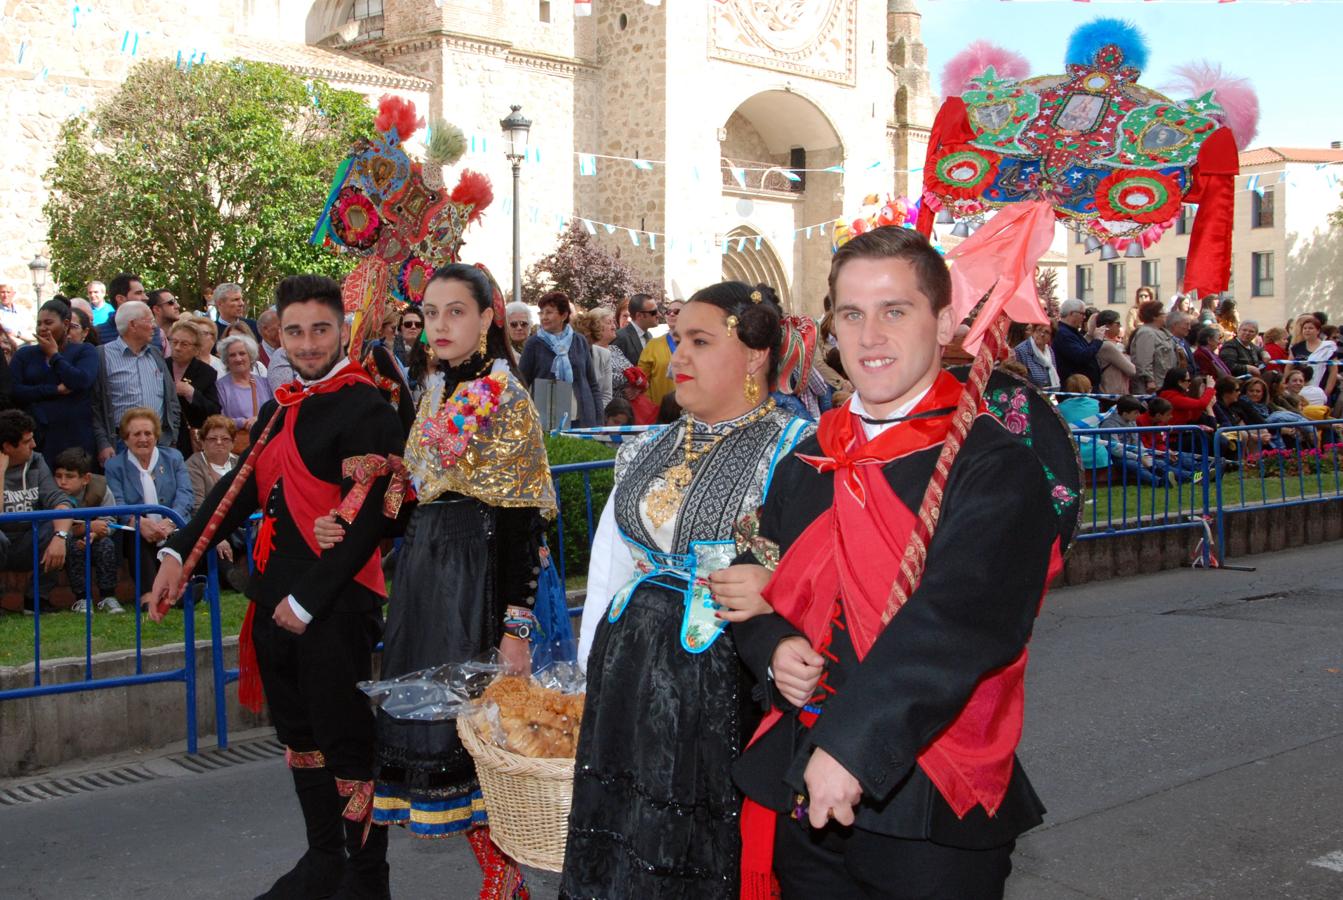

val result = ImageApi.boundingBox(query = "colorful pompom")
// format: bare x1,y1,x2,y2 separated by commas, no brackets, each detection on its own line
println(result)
1168,62,1260,150
1065,19,1149,73
940,41,1031,98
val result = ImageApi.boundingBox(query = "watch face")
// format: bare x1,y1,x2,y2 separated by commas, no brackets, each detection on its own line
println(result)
515,625,532,641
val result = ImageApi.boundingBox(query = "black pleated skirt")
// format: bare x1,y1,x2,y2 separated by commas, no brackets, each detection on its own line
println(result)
372,499,499,837
560,581,758,899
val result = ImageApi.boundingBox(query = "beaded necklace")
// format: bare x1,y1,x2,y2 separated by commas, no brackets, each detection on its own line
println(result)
645,400,776,529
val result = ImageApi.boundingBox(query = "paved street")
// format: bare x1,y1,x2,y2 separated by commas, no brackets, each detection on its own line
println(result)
2,542,1342,899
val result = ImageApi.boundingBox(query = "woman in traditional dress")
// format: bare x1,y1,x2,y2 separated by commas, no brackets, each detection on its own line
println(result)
561,281,813,899
316,263,555,900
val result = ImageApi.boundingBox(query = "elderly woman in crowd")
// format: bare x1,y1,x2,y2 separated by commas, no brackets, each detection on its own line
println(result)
216,333,273,447
518,290,602,427
1192,324,1234,380
184,413,249,589
217,321,268,381
573,308,615,413
166,319,220,459
505,300,535,355
103,408,193,610
1013,322,1060,389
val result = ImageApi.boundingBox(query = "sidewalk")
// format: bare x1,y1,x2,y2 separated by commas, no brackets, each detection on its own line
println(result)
3,543,1343,898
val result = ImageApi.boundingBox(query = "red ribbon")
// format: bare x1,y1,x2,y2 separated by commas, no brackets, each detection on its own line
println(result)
336,453,413,523
337,778,375,847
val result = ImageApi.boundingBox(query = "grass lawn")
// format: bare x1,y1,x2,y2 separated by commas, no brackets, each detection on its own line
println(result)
0,591,249,669
1081,470,1343,529
2,571,592,669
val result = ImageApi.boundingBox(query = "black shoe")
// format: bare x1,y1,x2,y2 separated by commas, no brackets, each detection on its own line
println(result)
254,848,345,900
22,597,57,615
332,823,390,900
255,767,347,899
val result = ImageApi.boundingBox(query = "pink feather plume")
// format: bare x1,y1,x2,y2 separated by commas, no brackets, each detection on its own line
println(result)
1169,62,1259,151
940,41,1031,98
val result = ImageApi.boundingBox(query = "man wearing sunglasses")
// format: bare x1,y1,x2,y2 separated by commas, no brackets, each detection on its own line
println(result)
613,293,659,366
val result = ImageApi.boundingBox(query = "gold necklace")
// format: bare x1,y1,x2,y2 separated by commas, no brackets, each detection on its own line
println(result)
644,401,775,530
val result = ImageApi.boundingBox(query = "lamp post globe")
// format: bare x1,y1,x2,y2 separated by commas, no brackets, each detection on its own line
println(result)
27,253,49,305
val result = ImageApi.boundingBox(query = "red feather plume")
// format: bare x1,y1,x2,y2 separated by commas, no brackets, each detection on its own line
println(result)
451,169,494,223
375,94,422,141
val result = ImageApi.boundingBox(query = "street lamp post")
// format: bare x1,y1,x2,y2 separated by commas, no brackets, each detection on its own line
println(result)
499,104,532,305
28,254,49,306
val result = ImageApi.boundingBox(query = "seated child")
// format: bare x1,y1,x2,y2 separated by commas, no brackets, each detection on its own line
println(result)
1135,398,1208,484
51,448,124,614
604,398,634,427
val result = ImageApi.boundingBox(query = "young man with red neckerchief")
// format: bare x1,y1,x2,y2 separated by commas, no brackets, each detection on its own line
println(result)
729,227,1080,899
148,275,405,900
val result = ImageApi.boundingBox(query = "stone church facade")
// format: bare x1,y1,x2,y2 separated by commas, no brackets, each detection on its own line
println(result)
1,0,932,318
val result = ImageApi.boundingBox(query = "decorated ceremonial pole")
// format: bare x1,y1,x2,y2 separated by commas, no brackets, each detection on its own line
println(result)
885,16,1257,614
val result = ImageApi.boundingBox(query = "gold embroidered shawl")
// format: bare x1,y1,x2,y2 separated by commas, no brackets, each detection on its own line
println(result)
406,371,557,517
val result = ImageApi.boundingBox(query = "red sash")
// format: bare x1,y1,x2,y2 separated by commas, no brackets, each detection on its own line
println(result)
251,402,384,596
740,371,1061,898
235,364,384,713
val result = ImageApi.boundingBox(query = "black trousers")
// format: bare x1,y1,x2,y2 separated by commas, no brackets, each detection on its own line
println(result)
0,523,57,602
251,601,381,781
774,817,1014,900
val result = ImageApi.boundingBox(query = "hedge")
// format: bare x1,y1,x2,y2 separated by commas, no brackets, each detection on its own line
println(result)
543,435,618,581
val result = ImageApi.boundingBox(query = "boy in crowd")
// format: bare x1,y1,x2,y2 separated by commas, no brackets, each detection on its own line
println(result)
51,448,124,614
0,410,74,613
1135,397,1206,483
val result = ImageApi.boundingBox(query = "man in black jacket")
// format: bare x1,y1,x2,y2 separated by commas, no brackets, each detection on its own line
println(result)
727,227,1077,899
148,275,403,900
611,292,658,364
1052,298,1103,386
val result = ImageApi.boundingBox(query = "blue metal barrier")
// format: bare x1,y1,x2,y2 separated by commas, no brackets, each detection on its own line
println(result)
549,459,615,588
1066,424,1214,562
1212,418,1343,557
0,503,229,754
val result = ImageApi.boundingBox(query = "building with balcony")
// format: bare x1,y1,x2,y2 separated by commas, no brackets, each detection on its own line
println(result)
1065,145,1343,330
1,0,934,318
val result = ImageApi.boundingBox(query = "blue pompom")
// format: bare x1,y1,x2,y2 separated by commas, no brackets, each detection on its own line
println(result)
1065,18,1149,73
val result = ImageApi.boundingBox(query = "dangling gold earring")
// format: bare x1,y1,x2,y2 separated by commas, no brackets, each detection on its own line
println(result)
743,373,761,405
478,326,489,356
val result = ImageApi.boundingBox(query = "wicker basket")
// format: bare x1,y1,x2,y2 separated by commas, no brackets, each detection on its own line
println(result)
456,714,575,872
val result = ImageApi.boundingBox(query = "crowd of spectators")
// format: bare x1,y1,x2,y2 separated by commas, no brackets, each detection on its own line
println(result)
1006,286,1343,485
1,267,1339,613
0,274,272,614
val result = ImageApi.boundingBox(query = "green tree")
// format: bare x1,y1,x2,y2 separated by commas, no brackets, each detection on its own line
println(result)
44,59,374,311
523,221,664,310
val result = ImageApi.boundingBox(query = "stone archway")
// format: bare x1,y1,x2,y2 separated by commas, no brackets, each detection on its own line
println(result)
718,88,844,316
722,226,792,308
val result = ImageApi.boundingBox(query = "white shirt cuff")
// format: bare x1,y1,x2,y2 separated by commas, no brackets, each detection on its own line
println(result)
157,547,183,565
286,595,313,624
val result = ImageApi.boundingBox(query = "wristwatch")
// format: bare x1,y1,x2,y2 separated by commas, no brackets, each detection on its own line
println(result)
55,529,70,539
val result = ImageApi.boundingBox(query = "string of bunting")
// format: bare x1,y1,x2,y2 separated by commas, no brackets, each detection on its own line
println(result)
494,198,860,256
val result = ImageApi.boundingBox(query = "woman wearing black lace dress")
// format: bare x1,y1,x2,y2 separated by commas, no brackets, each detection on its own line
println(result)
561,282,812,898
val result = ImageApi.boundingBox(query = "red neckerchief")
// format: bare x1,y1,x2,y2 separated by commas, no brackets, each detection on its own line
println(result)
740,370,1057,898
